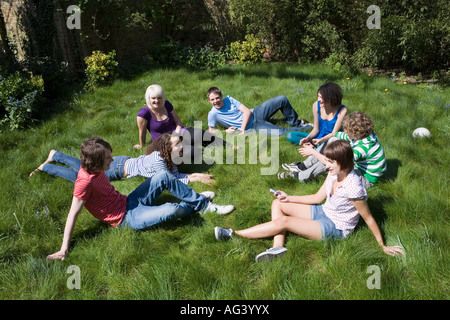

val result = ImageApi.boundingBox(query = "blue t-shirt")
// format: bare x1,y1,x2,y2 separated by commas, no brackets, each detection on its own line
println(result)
207,96,253,130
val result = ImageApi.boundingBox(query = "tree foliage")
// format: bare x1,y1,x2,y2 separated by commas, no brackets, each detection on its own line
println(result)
227,0,449,73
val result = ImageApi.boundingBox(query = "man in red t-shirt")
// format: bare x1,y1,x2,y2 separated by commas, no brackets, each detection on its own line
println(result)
47,137,234,260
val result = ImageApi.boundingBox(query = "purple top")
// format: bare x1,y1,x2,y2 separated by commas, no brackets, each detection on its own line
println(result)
137,100,187,140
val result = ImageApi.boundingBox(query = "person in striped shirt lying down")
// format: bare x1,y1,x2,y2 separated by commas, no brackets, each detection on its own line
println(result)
47,137,234,261
279,111,386,189
30,132,214,185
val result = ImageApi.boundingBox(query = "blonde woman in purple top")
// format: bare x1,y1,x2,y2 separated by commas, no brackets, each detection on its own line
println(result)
133,85,232,157
214,140,404,262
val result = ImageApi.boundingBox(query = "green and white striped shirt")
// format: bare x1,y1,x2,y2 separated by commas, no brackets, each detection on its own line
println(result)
335,131,386,183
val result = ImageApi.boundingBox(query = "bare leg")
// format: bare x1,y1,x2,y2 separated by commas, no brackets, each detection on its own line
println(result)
29,150,56,178
234,200,322,246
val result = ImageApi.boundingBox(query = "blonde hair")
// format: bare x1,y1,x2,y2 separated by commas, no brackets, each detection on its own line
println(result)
145,84,165,109
343,111,374,140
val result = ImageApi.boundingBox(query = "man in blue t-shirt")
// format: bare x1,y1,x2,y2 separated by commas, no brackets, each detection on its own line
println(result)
206,87,311,137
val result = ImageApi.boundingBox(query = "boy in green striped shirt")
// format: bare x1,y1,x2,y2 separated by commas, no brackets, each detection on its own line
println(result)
279,111,386,189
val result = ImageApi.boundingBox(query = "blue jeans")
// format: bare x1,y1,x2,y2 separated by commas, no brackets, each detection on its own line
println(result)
42,151,130,183
250,95,311,136
122,171,208,230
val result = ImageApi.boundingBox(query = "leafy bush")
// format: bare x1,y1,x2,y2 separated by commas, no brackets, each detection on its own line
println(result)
182,44,228,70
325,52,348,72
23,56,69,101
227,0,449,74
147,41,228,70
352,16,407,70
0,71,45,130
84,50,119,91
353,16,449,74
399,19,449,72
229,34,265,64
228,0,354,62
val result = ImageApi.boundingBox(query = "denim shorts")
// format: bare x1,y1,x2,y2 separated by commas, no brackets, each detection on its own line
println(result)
310,205,344,240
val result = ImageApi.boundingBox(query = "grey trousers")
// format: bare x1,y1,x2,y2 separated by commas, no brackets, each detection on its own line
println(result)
295,137,338,182
295,137,374,189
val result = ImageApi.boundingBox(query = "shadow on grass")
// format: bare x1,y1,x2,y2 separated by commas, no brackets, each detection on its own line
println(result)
217,63,345,82
68,221,109,252
354,194,394,241
67,194,206,251
382,159,402,182
177,159,215,174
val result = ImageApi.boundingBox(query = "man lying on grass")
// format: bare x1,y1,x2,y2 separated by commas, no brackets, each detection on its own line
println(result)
206,86,311,136
47,137,234,260
215,140,404,262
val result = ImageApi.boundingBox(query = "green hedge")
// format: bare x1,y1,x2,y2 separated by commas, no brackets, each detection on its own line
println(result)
227,0,449,74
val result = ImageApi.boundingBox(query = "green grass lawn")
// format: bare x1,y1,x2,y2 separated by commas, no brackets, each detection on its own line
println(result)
0,63,448,300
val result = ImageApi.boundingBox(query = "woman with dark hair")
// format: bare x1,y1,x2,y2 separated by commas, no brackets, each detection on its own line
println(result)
30,133,214,185
285,82,347,147
215,140,404,262
126,132,214,184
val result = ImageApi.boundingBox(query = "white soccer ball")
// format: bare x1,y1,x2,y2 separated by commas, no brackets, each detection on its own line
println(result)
412,127,431,138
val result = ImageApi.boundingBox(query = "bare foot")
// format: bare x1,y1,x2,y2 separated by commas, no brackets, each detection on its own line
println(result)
29,150,56,178
46,150,56,163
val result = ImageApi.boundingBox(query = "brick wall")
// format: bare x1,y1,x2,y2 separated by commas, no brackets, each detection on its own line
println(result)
1,0,213,75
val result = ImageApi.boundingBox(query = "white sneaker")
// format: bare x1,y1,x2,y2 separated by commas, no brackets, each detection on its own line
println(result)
202,202,234,215
281,162,307,172
255,246,287,262
200,191,215,201
214,227,233,241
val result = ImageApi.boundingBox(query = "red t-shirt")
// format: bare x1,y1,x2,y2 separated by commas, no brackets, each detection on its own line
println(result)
73,167,127,227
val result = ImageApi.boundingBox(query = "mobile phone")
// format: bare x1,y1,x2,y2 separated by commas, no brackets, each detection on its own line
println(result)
307,138,317,148
269,188,280,197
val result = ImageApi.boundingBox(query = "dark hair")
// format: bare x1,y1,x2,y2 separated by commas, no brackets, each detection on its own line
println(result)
323,139,354,174
317,82,343,107
207,87,222,99
342,111,374,140
80,137,112,174
145,132,182,172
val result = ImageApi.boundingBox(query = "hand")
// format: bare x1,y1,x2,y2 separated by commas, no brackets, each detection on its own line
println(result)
276,190,289,202
298,144,314,156
225,127,238,134
133,144,142,149
312,138,321,146
47,250,67,261
299,138,308,146
189,173,215,185
382,245,405,257
199,174,215,185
